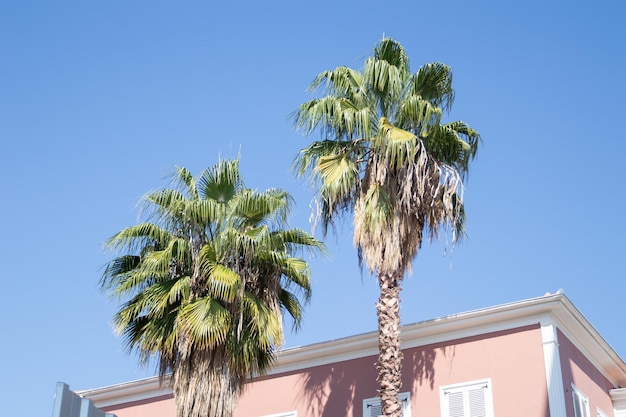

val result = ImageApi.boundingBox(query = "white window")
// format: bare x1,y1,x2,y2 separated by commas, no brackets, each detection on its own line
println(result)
597,408,609,417
440,379,493,417
363,392,411,417
572,385,590,417
260,413,296,417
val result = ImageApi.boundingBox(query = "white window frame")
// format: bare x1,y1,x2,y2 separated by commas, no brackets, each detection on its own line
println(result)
363,392,411,417
439,378,494,417
597,408,609,417
260,412,296,417
572,385,590,417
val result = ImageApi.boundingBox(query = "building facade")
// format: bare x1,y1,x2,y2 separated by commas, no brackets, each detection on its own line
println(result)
76,293,626,417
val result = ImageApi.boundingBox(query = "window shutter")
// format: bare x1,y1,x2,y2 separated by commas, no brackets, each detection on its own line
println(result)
365,401,383,417
467,386,487,417
363,393,411,417
572,386,590,417
440,379,492,417
447,391,465,417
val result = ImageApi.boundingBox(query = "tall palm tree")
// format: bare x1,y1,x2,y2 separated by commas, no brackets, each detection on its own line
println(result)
292,38,480,417
101,159,324,417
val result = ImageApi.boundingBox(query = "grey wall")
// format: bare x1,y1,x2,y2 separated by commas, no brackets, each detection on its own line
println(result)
51,382,116,417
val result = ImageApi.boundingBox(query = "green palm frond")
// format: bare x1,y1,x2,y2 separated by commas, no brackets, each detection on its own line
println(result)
105,222,171,253
316,153,359,201
144,189,187,225
365,56,405,99
105,269,163,298
366,38,411,115
239,292,282,345
292,139,362,179
110,259,169,296
279,257,312,296
425,121,481,174
278,288,305,328
118,310,179,367
309,66,365,95
184,198,221,227
270,228,326,255
168,275,191,304
373,38,411,74
410,62,455,111
197,159,242,203
293,95,373,140
397,94,443,133
177,297,232,349
198,258,240,302
293,140,362,219
172,166,198,199
100,255,140,290
231,189,291,228
376,117,418,168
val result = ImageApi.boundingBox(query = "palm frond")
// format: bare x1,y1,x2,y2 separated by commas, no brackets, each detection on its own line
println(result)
198,258,240,302
375,117,418,168
278,288,305,329
100,255,141,290
144,189,187,225
172,166,198,199
177,297,232,349
231,189,291,228
309,66,365,98
270,228,326,255
293,95,372,140
425,121,481,175
397,94,443,133
197,159,242,203
105,222,172,253
239,292,282,347
410,62,455,111
373,38,411,74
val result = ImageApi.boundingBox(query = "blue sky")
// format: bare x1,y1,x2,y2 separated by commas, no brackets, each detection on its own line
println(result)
1,1,624,416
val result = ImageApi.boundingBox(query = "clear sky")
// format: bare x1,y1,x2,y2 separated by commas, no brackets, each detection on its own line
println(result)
1,1,624,416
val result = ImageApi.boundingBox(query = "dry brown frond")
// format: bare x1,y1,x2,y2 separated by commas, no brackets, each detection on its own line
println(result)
353,139,463,278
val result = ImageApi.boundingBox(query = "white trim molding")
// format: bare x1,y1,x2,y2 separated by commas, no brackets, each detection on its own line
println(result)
541,320,567,416
610,388,626,417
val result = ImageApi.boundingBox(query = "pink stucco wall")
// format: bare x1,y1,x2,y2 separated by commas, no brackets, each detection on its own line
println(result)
558,329,615,417
102,394,175,417
102,324,549,417
235,324,548,417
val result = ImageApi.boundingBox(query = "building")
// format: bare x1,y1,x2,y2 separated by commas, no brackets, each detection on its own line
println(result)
72,293,626,417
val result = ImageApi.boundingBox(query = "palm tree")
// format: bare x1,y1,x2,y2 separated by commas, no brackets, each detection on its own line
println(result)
292,38,480,417
101,159,324,417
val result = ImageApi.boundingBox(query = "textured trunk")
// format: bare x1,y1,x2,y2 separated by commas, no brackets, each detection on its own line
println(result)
173,349,241,417
376,271,404,417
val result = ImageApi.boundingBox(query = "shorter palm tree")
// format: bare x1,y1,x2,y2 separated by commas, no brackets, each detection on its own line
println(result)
101,159,324,417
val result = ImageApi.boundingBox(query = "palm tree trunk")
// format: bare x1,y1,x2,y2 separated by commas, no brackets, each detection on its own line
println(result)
376,272,404,417
173,348,241,417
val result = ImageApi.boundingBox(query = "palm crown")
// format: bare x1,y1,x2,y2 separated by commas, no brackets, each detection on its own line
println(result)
101,159,324,417
293,37,480,276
